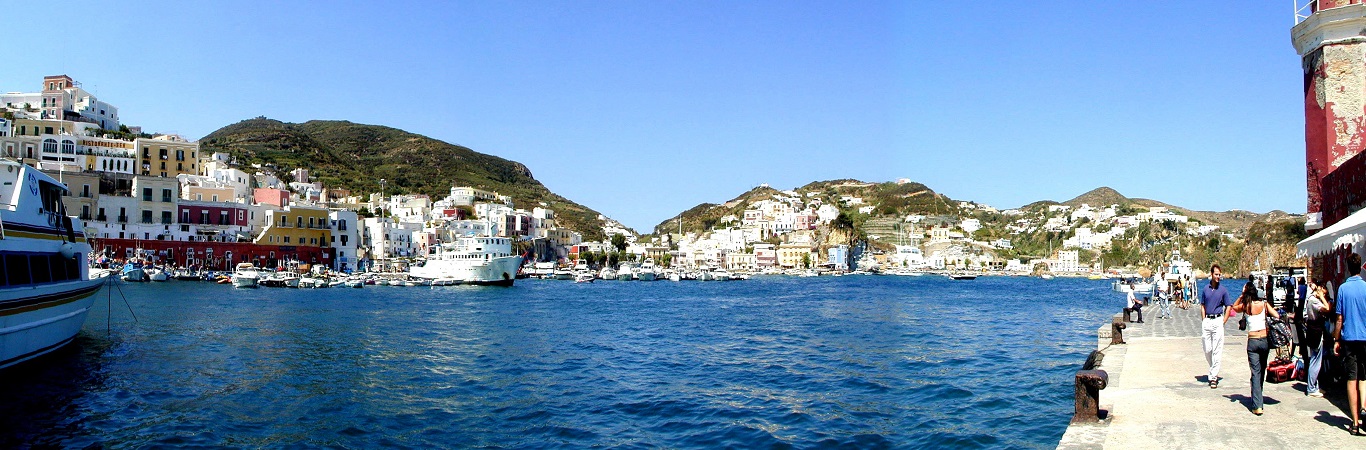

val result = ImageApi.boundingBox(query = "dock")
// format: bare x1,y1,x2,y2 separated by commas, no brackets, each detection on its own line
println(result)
1057,304,1362,448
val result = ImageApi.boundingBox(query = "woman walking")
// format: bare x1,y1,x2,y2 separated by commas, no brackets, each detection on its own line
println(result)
1230,281,1281,415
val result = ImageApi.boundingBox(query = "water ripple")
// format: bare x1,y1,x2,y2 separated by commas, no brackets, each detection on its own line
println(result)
0,275,1116,448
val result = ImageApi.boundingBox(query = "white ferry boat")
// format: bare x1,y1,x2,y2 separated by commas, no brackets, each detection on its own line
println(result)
0,159,106,369
410,236,523,286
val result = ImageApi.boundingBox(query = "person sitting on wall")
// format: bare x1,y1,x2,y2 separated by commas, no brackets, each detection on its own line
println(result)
1124,281,1145,323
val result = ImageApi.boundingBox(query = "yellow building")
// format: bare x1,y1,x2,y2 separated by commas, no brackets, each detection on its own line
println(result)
254,205,332,247
777,243,815,269
136,135,199,178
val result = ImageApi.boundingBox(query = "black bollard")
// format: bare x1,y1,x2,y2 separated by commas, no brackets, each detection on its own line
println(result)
1111,317,1126,345
1072,369,1109,423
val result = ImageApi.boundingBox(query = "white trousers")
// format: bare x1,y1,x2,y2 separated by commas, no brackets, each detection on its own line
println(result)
1202,316,1225,381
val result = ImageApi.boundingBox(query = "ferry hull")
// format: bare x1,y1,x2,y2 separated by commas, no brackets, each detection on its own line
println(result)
0,278,104,370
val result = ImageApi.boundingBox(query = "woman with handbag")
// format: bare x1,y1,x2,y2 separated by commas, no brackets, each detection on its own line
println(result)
1230,282,1282,415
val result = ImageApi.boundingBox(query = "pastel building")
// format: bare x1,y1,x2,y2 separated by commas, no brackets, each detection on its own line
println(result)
254,205,332,248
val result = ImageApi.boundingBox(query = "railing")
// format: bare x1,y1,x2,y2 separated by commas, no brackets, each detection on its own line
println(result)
1296,0,1315,25
117,216,128,224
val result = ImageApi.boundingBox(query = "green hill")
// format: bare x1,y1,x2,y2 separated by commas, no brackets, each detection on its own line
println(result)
199,118,608,241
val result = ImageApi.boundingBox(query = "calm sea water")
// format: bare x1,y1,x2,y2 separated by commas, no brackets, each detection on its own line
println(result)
1,275,1124,448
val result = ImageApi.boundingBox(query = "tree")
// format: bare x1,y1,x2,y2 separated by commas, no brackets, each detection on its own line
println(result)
802,253,812,269
659,254,673,268
610,233,627,253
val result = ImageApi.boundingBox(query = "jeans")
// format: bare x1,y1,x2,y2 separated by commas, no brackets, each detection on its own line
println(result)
1307,326,1325,394
1203,317,1225,381
1248,337,1270,409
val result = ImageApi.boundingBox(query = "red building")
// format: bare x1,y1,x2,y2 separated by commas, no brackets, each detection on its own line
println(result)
177,201,250,227
253,188,289,208
90,238,334,271
1294,1,1366,283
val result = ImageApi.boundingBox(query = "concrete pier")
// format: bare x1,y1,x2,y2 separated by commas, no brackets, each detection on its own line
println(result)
1057,304,1363,448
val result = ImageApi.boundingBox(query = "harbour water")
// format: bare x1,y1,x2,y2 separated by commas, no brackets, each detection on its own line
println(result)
1,275,1121,448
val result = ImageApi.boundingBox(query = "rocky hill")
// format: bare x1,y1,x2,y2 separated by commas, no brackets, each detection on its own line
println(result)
653,179,1308,275
200,118,609,241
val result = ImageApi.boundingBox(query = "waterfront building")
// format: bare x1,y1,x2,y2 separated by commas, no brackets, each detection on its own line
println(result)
176,200,252,242
329,210,359,272
828,245,850,271
1292,1,1366,284
254,205,332,248
726,252,756,271
777,243,815,269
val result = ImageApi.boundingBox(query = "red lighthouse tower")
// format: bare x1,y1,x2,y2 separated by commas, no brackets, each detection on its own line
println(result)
1294,1,1366,281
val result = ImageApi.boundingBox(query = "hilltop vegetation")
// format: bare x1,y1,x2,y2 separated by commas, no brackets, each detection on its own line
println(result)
200,118,608,241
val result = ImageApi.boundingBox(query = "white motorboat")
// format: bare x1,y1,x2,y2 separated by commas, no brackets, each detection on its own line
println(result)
617,263,635,281
231,263,261,288
0,159,106,369
120,263,147,282
261,271,300,288
346,277,364,288
711,269,732,281
574,272,596,283
599,267,617,280
409,235,523,286
636,259,659,281
146,267,169,282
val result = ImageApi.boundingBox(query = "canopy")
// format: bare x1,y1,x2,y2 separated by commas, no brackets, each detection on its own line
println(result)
1297,208,1366,257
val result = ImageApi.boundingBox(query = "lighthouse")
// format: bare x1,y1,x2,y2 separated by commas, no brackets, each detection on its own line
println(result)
1293,1,1366,282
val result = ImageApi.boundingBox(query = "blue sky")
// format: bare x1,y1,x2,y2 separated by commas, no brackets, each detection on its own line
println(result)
0,1,1305,232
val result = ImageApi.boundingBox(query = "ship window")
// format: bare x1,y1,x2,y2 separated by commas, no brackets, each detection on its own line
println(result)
0,255,6,285
31,254,53,284
68,255,80,280
48,254,66,282
6,254,30,285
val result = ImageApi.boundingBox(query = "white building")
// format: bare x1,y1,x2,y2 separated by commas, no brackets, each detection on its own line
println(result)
330,210,360,272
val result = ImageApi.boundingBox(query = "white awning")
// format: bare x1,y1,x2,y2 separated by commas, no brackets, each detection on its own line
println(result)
1297,207,1366,258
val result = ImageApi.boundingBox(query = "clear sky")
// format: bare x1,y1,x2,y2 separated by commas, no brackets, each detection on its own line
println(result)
0,1,1306,233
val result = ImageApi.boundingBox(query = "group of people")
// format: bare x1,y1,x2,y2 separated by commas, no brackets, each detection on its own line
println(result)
1191,258,1366,435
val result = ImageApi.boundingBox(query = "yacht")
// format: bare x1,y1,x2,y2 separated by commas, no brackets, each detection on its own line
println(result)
231,263,261,288
0,159,106,369
260,270,299,288
409,235,523,286
617,262,634,281
637,258,659,281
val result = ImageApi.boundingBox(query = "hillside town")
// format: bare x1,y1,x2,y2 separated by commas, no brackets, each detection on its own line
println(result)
642,181,1236,276
1,75,598,274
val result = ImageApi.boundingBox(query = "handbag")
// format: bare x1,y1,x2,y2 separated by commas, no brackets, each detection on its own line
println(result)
1266,314,1293,348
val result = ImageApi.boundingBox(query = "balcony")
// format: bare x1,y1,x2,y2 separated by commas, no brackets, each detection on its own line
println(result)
117,216,128,224
96,215,107,222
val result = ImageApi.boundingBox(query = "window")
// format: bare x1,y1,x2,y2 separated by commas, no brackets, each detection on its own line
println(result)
142,188,152,201
61,140,74,154
142,210,153,223
296,217,303,228
82,184,90,197
159,148,168,160
308,217,315,228
176,150,184,161
338,219,347,231
43,138,57,153
81,205,90,220
162,189,172,202
219,211,229,225
279,215,288,227
284,236,291,243
200,209,210,224
182,210,190,223
161,211,172,224
211,195,218,202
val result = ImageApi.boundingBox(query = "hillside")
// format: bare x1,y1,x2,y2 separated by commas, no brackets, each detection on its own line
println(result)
200,118,609,241
654,179,1306,275
1058,186,1291,235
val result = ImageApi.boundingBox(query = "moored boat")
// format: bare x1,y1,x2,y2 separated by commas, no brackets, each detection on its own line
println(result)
409,235,522,286
231,263,260,288
0,159,106,369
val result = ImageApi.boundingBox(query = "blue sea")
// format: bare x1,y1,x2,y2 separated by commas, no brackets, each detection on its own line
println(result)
0,275,1122,448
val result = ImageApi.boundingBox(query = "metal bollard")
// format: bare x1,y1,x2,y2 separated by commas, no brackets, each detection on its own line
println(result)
1111,317,1126,345
1072,369,1109,423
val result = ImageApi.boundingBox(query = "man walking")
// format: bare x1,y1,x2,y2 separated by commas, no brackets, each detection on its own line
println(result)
1201,264,1233,388
1335,253,1366,435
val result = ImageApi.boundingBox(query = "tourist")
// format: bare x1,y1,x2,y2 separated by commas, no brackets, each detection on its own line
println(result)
1156,272,1173,319
1229,282,1279,415
1334,253,1366,436
1124,281,1144,323
1306,279,1333,398
1201,264,1234,388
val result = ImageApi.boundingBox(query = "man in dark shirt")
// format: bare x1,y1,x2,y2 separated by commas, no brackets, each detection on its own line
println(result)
1201,264,1233,388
